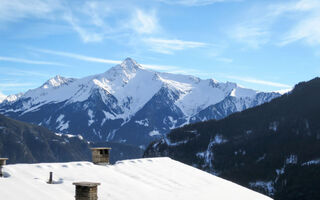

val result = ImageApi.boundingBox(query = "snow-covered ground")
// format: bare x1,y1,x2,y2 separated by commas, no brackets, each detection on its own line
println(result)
0,157,272,200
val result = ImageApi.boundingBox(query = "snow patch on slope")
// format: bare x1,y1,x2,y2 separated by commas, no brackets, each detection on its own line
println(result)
149,130,160,136
212,134,228,144
249,181,274,196
55,133,84,140
135,119,149,127
56,114,69,131
88,109,94,126
164,116,178,129
285,154,298,164
197,138,216,169
302,158,320,166
230,87,257,98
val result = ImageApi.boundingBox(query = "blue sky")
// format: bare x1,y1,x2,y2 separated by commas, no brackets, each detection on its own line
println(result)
0,0,320,97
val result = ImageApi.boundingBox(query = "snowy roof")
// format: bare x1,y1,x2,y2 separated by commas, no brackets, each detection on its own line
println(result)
0,157,272,200
91,147,112,150
73,182,101,187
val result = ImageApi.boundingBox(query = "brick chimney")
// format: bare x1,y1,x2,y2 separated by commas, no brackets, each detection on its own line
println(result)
91,147,111,165
73,182,101,200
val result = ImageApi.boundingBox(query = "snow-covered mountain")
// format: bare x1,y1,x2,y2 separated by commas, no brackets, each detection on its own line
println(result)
0,58,280,147
144,77,320,199
0,92,7,103
0,157,272,200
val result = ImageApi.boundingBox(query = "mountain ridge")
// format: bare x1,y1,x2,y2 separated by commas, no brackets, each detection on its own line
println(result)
0,58,281,147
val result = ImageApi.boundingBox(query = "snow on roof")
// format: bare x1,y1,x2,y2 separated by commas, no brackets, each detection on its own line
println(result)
90,147,112,150
0,157,272,200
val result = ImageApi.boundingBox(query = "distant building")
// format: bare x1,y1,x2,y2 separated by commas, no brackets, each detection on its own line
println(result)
91,147,111,165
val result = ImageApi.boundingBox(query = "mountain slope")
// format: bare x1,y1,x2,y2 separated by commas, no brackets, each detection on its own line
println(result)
144,77,320,200
0,158,272,200
0,114,91,164
0,114,143,164
0,58,280,147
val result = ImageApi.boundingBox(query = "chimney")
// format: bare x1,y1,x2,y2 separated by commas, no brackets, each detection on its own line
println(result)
73,182,101,200
91,147,111,165
47,172,53,184
0,158,8,177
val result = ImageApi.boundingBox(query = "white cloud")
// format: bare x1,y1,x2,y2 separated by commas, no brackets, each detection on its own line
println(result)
62,4,161,43
0,82,34,95
230,0,320,48
280,14,320,46
157,0,238,6
33,48,121,64
269,0,320,15
32,48,180,71
81,1,111,27
64,7,161,43
226,75,291,88
144,38,207,54
0,0,103,42
0,0,161,43
230,25,269,49
229,0,320,48
130,9,159,34
1,68,51,77
0,0,62,22
64,13,104,43
267,0,320,46
61,1,114,43
0,83,35,88
0,56,67,66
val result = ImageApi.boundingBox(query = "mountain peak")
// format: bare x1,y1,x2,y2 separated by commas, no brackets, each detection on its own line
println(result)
41,75,73,89
120,57,142,70
105,58,142,79
123,57,136,63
